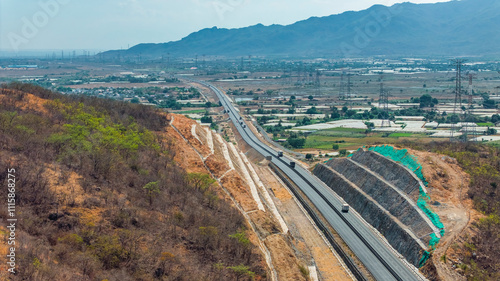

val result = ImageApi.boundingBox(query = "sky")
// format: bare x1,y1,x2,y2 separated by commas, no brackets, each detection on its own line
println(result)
0,0,450,53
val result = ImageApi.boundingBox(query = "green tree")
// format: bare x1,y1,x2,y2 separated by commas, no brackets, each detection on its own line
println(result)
346,110,357,117
487,127,497,135
419,94,433,108
308,95,314,101
201,116,213,124
331,107,340,119
491,114,500,124
306,107,319,114
332,144,340,150
287,137,306,149
227,264,255,281
342,106,348,114
143,181,160,207
91,235,128,269
484,98,496,109
229,230,250,247
188,173,215,191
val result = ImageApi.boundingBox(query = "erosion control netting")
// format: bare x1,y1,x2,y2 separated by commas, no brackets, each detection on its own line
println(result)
366,145,444,267
368,146,428,186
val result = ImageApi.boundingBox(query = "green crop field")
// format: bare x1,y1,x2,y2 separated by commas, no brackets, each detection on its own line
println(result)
302,131,438,151
325,127,368,133
389,133,415,138
313,128,367,138
177,109,206,114
388,133,429,138
477,122,495,127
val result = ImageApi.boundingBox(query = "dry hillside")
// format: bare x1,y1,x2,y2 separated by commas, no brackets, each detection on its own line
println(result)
0,83,267,281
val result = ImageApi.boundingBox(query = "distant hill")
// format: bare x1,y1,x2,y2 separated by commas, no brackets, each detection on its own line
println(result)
103,0,500,58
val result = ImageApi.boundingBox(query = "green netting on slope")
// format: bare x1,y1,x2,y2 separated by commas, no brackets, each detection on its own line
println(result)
367,145,445,267
368,145,428,186
418,192,445,233
419,251,430,268
347,148,363,158
419,233,443,267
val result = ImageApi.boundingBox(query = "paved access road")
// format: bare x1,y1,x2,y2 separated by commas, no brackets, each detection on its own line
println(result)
196,80,425,281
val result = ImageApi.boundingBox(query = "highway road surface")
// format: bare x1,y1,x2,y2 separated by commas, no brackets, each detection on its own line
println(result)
194,80,426,281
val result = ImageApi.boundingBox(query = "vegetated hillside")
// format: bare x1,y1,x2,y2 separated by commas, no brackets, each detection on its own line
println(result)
0,83,266,281
102,0,500,58
404,141,500,280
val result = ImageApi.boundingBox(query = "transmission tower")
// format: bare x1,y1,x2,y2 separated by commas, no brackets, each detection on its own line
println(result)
339,70,353,106
453,59,465,110
379,81,391,127
339,72,345,100
296,64,303,86
468,73,475,103
463,73,477,142
347,74,352,100
314,70,321,95
450,59,466,141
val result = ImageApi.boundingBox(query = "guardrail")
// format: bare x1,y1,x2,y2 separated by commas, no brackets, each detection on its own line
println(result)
251,121,305,159
269,163,368,281
189,79,418,281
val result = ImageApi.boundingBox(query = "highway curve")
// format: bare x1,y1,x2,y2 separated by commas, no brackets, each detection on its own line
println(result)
195,79,426,281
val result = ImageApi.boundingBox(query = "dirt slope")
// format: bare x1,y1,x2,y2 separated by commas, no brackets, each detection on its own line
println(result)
408,149,483,281
168,113,310,281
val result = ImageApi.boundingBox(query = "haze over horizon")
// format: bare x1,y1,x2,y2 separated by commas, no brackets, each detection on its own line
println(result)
1,0,450,53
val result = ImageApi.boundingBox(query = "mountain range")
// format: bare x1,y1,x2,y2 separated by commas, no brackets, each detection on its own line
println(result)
103,0,500,58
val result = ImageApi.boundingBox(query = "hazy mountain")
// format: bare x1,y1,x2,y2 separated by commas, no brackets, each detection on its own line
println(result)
103,0,500,58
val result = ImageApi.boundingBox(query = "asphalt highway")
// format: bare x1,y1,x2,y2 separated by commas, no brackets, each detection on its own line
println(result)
196,80,425,281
